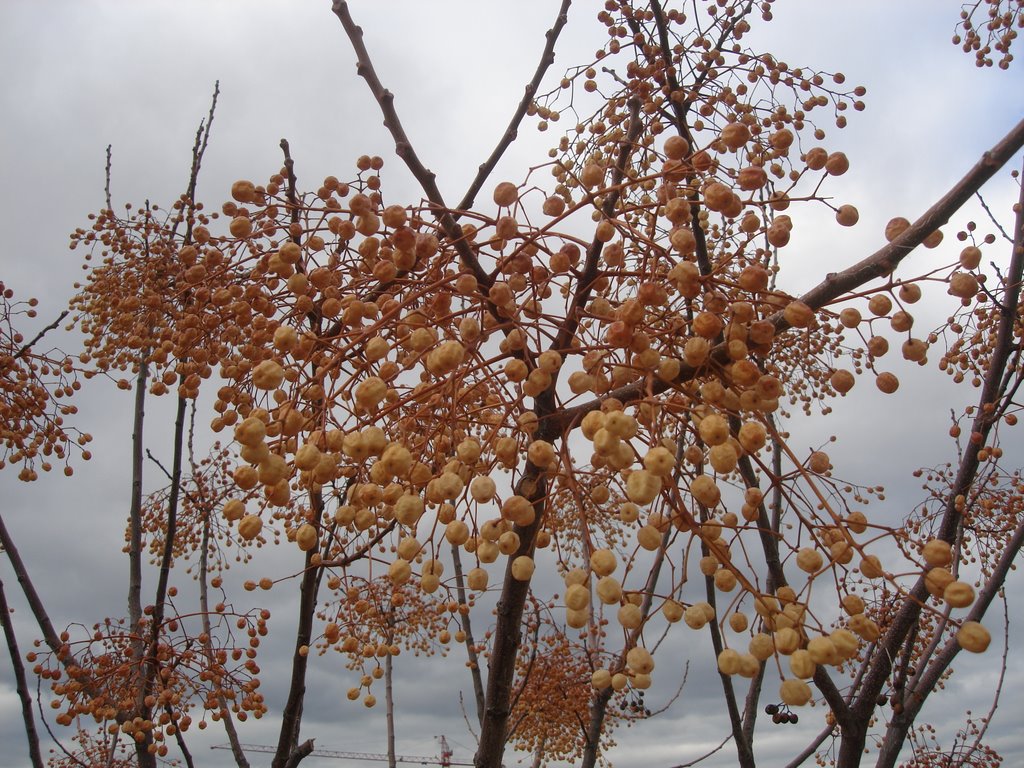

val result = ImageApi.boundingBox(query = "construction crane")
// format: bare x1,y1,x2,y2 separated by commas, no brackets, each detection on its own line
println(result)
211,736,474,766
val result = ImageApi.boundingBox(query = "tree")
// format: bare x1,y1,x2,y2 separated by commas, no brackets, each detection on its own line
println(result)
2,1,1023,767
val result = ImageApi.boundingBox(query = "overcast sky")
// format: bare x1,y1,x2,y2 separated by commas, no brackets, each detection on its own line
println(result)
1,1,1023,767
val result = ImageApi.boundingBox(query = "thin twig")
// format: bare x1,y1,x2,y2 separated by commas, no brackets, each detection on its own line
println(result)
455,0,573,213
975,190,1013,242
14,310,69,361
35,676,89,768
667,734,733,768
953,591,1010,767
104,144,113,211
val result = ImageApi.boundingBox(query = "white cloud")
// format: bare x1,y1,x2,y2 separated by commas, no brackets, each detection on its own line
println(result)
1,1,1022,767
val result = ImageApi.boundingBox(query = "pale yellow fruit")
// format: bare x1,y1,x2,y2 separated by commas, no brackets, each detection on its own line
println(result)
841,594,865,616
527,439,556,469
295,523,317,551
789,649,816,679
618,603,643,629
388,559,412,585
637,524,663,551
238,514,263,541
860,555,884,579
445,520,470,546
294,443,321,472
830,629,859,660
466,568,488,591
619,502,640,523
737,653,760,678
690,475,721,507
511,556,535,581
848,613,880,641
774,627,800,655
497,530,520,555
943,581,975,608
223,499,245,522
925,567,955,598
923,539,952,567
627,470,662,505
796,547,824,574
748,633,773,661
846,510,869,534
738,421,767,453
709,443,738,473
234,416,267,447
394,494,424,526
714,568,738,592
493,181,518,207
590,548,617,576
684,604,708,629
780,678,812,706
662,600,684,623
565,583,590,611
397,536,421,560
643,446,676,477
698,414,730,446
626,646,655,674
502,495,536,526
956,621,991,653
470,475,497,503
718,649,742,675
596,576,622,605
807,636,839,666
567,608,589,628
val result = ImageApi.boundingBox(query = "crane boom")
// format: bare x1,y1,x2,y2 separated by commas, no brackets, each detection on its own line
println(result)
211,742,475,766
